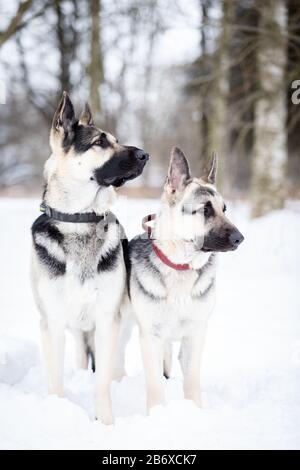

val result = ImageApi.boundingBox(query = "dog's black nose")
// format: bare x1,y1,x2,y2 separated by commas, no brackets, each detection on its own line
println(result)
229,230,244,247
136,150,149,162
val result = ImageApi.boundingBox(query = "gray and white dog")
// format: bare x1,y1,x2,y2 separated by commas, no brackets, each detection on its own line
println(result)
31,92,148,424
127,147,244,412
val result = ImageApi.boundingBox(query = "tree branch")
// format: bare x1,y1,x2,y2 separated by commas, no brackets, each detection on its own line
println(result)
0,0,33,48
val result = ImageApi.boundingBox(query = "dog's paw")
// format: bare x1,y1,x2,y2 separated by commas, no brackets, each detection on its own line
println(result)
48,387,64,398
95,400,114,425
184,389,202,408
112,368,126,382
95,410,114,425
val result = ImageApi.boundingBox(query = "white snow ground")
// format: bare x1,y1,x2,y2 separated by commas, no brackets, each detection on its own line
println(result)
0,196,300,450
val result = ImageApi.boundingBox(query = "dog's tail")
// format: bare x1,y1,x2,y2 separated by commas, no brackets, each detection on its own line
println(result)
163,342,172,379
83,330,95,372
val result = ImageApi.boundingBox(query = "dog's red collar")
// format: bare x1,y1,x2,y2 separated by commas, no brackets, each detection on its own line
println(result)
142,214,191,271
152,242,191,271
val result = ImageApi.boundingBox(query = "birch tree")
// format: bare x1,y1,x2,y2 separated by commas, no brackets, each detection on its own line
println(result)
251,0,288,217
88,0,103,120
208,0,233,192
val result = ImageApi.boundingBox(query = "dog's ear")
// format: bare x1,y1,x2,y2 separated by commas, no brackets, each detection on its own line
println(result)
52,91,76,134
79,103,94,126
165,147,190,200
50,92,76,153
202,151,218,185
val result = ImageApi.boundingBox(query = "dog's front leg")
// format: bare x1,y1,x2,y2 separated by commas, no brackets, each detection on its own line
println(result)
41,321,65,397
180,321,207,407
95,318,119,425
140,333,164,412
113,312,133,381
72,330,89,370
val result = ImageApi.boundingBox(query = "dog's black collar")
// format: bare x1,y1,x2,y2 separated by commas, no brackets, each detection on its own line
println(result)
40,203,105,223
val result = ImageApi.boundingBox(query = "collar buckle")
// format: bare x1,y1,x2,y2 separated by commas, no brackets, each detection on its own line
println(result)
40,203,52,218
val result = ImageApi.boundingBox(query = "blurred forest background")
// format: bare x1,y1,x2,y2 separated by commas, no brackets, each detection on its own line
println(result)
0,0,300,216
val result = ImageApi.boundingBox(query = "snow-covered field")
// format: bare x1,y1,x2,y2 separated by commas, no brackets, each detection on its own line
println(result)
0,196,300,450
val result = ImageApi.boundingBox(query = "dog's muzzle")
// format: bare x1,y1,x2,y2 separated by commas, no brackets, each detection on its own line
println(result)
201,226,244,252
94,147,149,187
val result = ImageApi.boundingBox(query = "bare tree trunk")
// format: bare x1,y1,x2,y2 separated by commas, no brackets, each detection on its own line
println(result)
286,0,300,189
198,0,210,173
88,0,103,121
54,0,71,92
208,0,232,192
16,34,53,123
251,0,288,217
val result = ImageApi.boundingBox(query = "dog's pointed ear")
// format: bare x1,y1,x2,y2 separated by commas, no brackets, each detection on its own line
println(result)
79,103,94,126
202,151,218,185
52,91,76,134
165,147,190,200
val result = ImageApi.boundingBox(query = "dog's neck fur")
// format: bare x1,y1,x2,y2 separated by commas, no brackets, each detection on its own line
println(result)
44,173,116,216
153,205,211,270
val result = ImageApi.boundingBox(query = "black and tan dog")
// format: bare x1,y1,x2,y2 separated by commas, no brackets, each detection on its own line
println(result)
127,147,243,412
31,92,148,424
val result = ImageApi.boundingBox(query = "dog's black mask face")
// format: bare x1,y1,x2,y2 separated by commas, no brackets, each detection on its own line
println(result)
50,93,149,188
202,224,244,252
162,146,244,254
94,146,149,187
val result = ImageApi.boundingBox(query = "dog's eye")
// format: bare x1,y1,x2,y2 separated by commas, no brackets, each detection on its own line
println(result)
93,133,109,148
223,204,227,213
204,201,214,218
182,206,199,215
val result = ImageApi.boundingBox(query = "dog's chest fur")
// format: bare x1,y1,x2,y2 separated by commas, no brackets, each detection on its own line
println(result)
31,214,125,330
129,237,216,340
63,229,103,282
